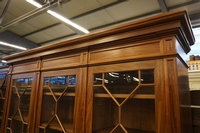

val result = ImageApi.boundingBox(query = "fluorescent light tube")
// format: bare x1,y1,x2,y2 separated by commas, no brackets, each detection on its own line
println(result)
0,41,27,50
26,0,42,8
26,0,89,34
1,60,6,63
47,10,89,34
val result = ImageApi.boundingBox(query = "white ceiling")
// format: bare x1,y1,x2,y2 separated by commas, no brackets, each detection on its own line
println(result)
0,0,200,64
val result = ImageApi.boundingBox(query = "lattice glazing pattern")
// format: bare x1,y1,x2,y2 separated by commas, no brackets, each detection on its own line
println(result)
7,78,32,133
0,73,7,130
92,70,155,133
39,75,76,133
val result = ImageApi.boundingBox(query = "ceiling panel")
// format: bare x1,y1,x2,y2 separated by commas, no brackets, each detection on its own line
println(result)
0,0,35,25
25,13,60,30
24,24,75,44
53,0,117,18
25,32,53,44
8,12,60,36
8,22,38,36
0,12,16,25
173,2,200,15
72,10,116,30
7,0,35,16
42,24,75,38
105,0,161,22
165,0,193,7
0,46,14,52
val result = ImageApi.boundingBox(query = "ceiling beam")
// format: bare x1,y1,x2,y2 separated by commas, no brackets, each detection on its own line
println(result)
20,0,127,38
38,9,162,45
71,0,127,20
190,12,200,21
22,22,62,37
0,0,68,32
0,0,12,24
157,0,168,13
190,12,200,27
0,50,10,55
169,0,200,10
89,10,162,31
38,33,76,45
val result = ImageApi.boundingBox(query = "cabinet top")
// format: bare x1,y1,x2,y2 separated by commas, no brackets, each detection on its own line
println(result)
3,9,195,63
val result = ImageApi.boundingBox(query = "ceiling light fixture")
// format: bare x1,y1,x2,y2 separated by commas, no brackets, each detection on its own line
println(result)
26,0,42,8
26,0,89,34
0,41,27,50
1,60,7,63
47,10,89,34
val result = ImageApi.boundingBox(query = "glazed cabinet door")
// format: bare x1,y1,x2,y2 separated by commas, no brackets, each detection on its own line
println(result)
86,60,163,133
5,73,38,133
36,68,85,133
0,73,7,132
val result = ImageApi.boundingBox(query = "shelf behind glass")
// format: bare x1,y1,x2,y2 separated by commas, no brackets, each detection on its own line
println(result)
40,121,73,133
93,127,155,133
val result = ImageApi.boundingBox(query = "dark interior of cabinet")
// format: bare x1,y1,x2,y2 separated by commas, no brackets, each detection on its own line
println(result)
0,74,7,130
39,75,76,133
190,90,200,133
93,98,155,133
7,78,32,133
92,70,156,133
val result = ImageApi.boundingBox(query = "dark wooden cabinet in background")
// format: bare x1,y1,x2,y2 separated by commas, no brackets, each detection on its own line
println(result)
1,9,195,133
0,66,8,133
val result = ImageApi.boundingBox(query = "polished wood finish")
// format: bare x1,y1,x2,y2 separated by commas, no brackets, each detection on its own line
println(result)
1,9,194,133
0,66,8,133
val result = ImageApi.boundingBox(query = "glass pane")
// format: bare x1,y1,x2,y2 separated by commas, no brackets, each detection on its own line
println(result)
0,77,6,97
40,90,55,124
113,127,124,133
6,129,11,133
93,69,155,133
50,76,68,99
104,71,138,94
58,95,75,132
94,86,108,94
103,71,138,103
11,119,23,133
0,99,3,111
121,99,156,132
134,86,154,95
9,91,19,118
20,89,31,122
7,119,11,127
92,97,118,132
44,77,49,86
39,128,45,133
69,76,76,85
40,75,76,133
23,124,28,132
0,76,5,130
0,74,6,78
0,79,4,87
94,73,103,85
46,128,64,133
7,77,32,133
48,117,61,131
190,90,200,106
50,76,68,85
141,70,154,84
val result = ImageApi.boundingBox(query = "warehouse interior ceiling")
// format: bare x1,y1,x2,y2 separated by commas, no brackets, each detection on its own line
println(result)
0,0,200,64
